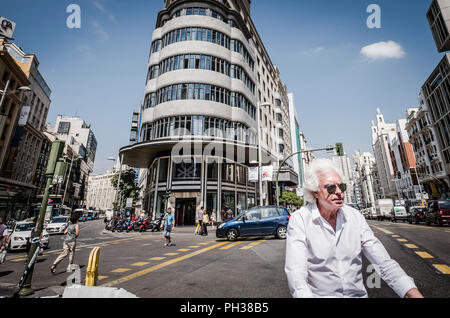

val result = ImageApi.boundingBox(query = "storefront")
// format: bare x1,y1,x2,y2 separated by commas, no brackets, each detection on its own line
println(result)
142,155,258,224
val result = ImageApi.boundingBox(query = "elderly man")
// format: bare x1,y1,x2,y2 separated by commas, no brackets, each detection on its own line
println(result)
285,158,423,298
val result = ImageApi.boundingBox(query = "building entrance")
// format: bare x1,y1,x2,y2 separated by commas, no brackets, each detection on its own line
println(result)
175,198,196,226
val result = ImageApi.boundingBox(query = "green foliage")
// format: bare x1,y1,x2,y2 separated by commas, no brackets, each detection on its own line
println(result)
111,169,140,209
279,191,304,207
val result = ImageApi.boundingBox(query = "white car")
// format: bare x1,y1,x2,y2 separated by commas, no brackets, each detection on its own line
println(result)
7,221,49,252
46,216,70,235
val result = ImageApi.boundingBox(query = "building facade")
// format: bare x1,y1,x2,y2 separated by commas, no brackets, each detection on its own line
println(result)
371,108,398,199
86,170,116,212
427,0,450,53
0,38,32,220
406,91,448,199
120,0,297,224
353,151,377,209
45,116,98,211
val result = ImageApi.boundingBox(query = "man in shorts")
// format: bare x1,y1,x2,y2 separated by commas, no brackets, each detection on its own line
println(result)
164,208,176,247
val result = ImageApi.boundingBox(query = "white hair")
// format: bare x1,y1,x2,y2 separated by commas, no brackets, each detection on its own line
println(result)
303,158,344,204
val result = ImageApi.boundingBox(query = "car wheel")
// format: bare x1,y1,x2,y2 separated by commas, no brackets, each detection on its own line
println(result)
226,229,239,242
276,226,287,240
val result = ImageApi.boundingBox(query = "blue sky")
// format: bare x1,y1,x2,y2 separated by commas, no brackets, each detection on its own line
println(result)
1,0,441,173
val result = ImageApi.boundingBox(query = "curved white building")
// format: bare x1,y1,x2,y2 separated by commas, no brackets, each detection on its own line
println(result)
120,0,297,224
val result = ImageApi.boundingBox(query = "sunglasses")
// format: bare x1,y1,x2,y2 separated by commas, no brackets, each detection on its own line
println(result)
326,183,347,195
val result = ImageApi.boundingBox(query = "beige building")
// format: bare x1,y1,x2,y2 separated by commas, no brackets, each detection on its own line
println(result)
86,170,116,212
120,0,297,223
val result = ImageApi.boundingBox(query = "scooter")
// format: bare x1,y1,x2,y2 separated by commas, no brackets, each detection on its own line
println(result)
139,217,150,232
149,217,163,232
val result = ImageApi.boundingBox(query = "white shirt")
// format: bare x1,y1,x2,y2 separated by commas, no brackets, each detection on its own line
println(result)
285,203,417,298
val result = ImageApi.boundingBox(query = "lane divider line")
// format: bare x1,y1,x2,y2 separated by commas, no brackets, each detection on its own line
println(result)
397,239,408,242
404,244,419,249
132,262,150,267
111,268,132,273
101,242,228,287
240,240,266,250
415,251,434,259
433,264,450,274
220,241,245,250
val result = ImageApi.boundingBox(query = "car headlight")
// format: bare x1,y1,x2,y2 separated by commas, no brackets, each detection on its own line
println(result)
43,234,49,238
218,223,225,230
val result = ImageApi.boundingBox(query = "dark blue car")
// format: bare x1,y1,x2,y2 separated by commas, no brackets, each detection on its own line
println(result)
216,206,290,241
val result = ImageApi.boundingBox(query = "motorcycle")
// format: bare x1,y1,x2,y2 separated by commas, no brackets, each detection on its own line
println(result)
149,217,163,232
139,217,150,232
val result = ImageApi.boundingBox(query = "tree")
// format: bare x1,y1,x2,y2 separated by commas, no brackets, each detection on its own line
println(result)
279,191,304,207
111,169,140,209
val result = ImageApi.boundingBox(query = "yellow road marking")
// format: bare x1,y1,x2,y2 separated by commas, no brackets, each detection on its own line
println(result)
132,262,149,267
98,276,109,280
392,235,400,238
150,257,166,261
397,239,408,242
405,244,418,249
188,246,200,248
164,253,179,256
240,240,266,250
415,252,434,259
111,268,132,273
370,226,393,235
433,264,450,274
220,241,245,250
177,249,191,252
101,242,228,287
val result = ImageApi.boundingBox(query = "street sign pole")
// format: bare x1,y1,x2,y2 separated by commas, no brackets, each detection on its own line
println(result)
17,140,65,297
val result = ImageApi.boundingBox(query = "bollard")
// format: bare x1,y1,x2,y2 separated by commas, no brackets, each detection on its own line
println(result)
85,247,100,286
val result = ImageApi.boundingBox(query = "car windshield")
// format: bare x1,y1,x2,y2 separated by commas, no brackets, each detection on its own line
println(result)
15,223,35,232
439,201,450,209
50,218,67,223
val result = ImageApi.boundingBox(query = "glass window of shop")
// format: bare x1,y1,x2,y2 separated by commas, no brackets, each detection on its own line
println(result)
237,192,247,215
221,191,236,220
222,163,235,183
236,165,247,186
156,193,165,217
206,192,218,219
248,193,256,209
173,157,202,181
158,158,169,182
207,162,218,181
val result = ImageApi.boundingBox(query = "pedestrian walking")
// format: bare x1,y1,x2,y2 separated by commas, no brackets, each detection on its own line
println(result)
164,208,176,247
195,207,204,235
0,217,8,264
210,209,216,230
285,158,423,298
226,208,233,221
202,209,210,236
51,214,79,273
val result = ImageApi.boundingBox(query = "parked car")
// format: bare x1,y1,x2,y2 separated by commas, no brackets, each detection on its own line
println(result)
425,200,450,226
46,216,70,234
408,206,427,224
216,206,290,241
391,206,408,222
7,221,49,252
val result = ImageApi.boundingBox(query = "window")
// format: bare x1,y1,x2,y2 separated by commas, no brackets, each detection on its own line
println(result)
57,122,71,134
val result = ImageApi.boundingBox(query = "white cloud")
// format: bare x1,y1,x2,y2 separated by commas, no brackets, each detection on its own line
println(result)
360,41,405,61
299,46,325,55
93,20,109,41
93,0,116,22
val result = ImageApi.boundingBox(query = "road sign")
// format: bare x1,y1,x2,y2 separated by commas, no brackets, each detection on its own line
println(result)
126,198,133,208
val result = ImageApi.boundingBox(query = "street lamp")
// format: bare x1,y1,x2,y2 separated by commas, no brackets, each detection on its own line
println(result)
0,84,31,110
256,102,271,206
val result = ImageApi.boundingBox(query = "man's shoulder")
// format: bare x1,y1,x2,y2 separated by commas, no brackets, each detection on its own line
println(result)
290,204,314,221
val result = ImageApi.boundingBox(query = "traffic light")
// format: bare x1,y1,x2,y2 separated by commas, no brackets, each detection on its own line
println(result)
397,171,401,180
336,143,344,156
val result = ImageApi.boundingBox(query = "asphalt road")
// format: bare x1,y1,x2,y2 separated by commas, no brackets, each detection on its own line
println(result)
0,218,449,298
